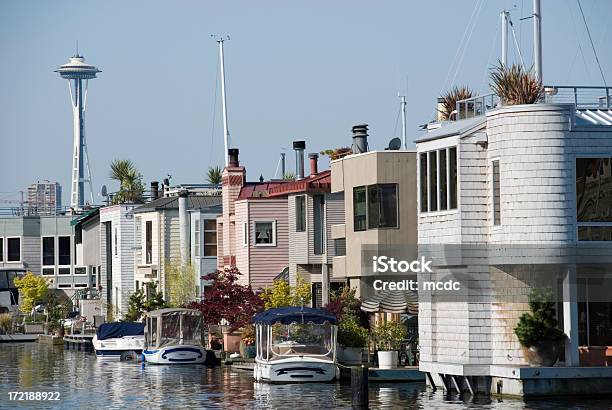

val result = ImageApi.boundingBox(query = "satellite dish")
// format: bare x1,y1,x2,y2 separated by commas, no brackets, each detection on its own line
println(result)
100,185,107,197
388,137,402,150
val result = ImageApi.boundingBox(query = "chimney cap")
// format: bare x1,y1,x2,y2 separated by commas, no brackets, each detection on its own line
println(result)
178,189,189,198
293,140,306,150
228,148,239,156
308,152,319,159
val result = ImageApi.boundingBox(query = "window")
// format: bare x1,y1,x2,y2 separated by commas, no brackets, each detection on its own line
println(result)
204,220,217,256
194,219,200,257
114,228,118,256
145,220,153,264
353,187,367,231
58,267,71,275
492,160,501,226
313,195,325,255
74,267,86,275
243,222,248,246
420,153,428,212
7,238,20,262
58,236,71,265
0,238,3,261
42,268,55,276
354,184,398,231
42,237,55,266
576,157,612,241
420,147,458,213
295,196,306,232
254,221,275,246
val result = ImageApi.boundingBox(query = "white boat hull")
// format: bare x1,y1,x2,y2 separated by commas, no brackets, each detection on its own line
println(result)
254,357,338,382
143,345,207,364
92,335,144,361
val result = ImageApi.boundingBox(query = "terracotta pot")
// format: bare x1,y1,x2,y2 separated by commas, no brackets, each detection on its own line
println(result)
521,341,560,367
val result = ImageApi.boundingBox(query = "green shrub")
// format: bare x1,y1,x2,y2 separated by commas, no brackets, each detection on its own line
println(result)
514,289,565,347
373,321,407,351
0,313,12,334
337,314,368,348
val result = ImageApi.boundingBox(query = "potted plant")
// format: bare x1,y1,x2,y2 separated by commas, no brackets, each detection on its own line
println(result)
514,289,565,367
240,325,256,359
337,314,368,364
0,313,12,335
373,321,407,369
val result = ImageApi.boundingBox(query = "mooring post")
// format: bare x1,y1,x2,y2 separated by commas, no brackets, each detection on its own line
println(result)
351,365,369,409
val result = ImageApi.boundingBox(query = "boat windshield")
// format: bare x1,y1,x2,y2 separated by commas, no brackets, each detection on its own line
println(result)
147,311,202,348
270,322,334,358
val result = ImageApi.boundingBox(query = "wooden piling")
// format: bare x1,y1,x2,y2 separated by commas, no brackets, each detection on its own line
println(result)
351,365,369,409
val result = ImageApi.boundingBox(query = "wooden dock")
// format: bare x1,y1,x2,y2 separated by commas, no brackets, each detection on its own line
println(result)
38,334,64,346
63,334,94,352
0,334,39,343
340,365,425,382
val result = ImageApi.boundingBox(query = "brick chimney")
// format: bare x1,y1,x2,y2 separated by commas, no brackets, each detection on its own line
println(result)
221,148,246,268
309,153,319,176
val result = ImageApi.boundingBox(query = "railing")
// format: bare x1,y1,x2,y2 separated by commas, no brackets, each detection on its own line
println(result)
455,93,499,120
543,86,612,109
453,86,612,121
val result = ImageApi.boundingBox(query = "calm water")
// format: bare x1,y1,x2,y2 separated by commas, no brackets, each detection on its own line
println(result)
0,343,610,409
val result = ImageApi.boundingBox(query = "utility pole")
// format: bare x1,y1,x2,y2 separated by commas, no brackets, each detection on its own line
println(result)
533,0,543,82
214,35,231,166
501,10,509,67
399,94,407,150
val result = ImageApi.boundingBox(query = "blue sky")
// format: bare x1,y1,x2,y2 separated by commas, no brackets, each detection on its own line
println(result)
1,0,610,206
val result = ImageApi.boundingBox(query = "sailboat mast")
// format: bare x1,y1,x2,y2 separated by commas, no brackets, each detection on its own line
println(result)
533,0,543,81
400,95,407,150
217,37,231,166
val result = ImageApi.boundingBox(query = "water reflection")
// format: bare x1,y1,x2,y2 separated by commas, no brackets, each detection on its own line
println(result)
0,344,610,409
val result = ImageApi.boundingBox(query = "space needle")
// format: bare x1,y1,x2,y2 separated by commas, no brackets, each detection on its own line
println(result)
55,51,101,212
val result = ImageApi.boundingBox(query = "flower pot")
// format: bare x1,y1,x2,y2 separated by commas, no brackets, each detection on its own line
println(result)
521,341,560,367
377,350,398,369
339,347,363,365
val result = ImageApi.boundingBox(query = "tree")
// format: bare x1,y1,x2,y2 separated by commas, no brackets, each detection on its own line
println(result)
109,159,145,204
490,62,543,106
206,166,222,185
438,86,473,120
186,267,263,331
260,276,312,309
324,287,369,328
13,272,48,313
514,289,564,347
124,282,167,322
165,260,196,307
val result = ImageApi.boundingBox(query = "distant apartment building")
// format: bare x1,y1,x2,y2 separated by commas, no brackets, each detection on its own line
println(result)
415,90,612,396
133,194,222,300
27,180,62,216
330,125,418,300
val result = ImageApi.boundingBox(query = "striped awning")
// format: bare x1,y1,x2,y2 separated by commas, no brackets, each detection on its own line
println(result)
360,290,418,315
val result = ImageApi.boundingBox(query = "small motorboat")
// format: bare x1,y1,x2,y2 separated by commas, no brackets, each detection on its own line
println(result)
92,322,145,361
142,308,207,364
253,306,339,382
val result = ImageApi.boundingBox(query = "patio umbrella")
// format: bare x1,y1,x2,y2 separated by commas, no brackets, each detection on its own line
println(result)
360,289,418,315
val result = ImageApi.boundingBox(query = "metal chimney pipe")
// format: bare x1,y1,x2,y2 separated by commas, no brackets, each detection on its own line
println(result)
228,148,239,167
280,153,286,177
178,190,190,265
150,181,159,201
293,141,306,180
351,124,369,154
309,153,319,176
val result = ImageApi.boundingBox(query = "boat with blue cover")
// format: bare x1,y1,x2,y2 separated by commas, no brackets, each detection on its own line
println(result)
253,306,339,382
92,322,145,361
143,308,207,364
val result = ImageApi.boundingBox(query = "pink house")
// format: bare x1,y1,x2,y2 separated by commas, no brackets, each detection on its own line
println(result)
217,149,291,289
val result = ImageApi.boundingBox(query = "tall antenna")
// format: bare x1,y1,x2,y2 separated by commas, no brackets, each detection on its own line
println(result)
501,10,509,66
399,94,407,150
212,35,231,166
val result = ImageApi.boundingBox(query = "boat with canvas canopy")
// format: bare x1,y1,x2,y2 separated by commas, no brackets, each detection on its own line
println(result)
253,306,338,382
92,322,145,361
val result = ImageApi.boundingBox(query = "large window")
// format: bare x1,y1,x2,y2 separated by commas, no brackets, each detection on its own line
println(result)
7,237,20,262
353,184,398,231
295,196,306,232
420,147,458,213
42,237,55,266
194,219,200,258
577,157,612,241
313,195,325,255
492,160,501,226
145,220,153,264
353,187,367,231
255,221,276,246
58,236,71,266
203,220,217,256
0,238,2,262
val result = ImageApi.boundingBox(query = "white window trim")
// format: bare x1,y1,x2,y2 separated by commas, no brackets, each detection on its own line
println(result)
203,218,217,258
194,218,201,258
57,235,72,268
419,146,460,215
73,266,88,276
143,219,154,265
491,157,502,229
41,267,56,276
41,235,56,267
5,236,22,263
242,222,248,247
254,220,277,247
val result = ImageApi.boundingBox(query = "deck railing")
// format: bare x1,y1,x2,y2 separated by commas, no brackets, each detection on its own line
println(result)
454,86,612,120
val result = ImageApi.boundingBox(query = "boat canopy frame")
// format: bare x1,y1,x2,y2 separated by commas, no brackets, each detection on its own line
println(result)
144,308,203,349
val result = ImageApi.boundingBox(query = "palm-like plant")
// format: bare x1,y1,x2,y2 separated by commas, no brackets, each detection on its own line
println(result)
438,86,473,120
490,62,544,106
109,159,145,204
206,166,222,185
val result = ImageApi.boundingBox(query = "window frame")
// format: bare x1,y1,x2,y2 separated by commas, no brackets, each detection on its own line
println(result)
6,236,21,263
491,158,502,227
194,219,200,258
419,146,459,215
254,220,277,247
242,222,248,247
145,220,153,264
575,155,612,242
0,237,3,262
203,219,217,257
353,186,367,232
353,184,399,231
41,236,55,267
295,195,306,232
57,236,71,267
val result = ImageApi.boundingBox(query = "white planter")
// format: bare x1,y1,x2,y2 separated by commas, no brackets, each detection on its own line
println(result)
377,351,398,369
339,347,363,365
